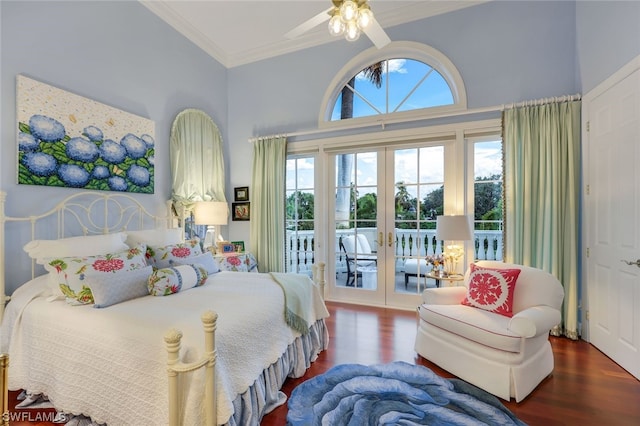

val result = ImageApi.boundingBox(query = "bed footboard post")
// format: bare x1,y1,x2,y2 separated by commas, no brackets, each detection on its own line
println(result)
201,311,217,426
164,329,183,426
0,354,8,426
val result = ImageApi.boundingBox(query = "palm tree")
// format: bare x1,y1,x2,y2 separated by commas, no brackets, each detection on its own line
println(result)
335,62,384,226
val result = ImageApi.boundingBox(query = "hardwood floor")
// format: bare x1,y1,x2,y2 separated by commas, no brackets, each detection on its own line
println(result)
263,301,640,426
8,301,640,425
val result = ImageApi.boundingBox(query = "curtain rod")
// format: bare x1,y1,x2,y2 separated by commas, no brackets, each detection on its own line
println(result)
503,93,581,110
248,93,581,143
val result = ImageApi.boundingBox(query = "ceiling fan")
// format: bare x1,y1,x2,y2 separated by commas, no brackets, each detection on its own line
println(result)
285,0,391,49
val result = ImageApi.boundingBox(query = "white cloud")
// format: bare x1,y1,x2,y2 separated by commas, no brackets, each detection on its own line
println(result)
355,59,408,82
387,59,408,74
474,141,502,179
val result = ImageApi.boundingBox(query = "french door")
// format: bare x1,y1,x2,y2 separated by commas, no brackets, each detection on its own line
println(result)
329,145,445,309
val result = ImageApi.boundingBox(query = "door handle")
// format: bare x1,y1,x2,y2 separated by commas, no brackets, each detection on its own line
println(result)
621,259,640,268
388,232,393,247
378,232,383,247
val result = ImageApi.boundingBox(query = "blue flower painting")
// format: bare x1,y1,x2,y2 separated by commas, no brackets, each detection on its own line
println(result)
17,75,155,194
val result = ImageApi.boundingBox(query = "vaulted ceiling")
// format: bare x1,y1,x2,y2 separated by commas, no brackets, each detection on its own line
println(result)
141,1,486,68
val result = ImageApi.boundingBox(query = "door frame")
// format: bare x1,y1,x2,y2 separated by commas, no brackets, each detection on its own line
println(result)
582,55,640,343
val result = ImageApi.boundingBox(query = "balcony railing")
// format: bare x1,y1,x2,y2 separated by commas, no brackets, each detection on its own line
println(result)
285,224,503,275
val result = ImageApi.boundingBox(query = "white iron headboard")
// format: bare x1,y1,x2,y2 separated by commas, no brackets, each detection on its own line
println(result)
0,190,176,320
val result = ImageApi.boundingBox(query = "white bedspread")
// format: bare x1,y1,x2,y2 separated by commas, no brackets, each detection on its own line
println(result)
1,271,329,425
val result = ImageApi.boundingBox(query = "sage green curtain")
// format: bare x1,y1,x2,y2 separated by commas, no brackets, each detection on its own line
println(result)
503,100,581,340
250,136,287,272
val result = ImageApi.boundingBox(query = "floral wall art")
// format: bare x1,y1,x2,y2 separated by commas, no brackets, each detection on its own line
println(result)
16,75,155,193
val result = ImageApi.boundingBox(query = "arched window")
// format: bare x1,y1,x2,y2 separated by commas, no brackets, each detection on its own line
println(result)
320,42,467,124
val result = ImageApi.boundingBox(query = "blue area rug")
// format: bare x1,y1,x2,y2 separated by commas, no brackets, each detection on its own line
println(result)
287,361,527,426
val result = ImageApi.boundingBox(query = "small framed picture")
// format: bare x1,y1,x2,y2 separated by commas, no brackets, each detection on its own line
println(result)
234,186,249,202
222,243,235,253
232,202,250,221
231,241,245,252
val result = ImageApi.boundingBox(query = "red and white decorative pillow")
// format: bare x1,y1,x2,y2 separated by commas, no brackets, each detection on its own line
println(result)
461,263,521,317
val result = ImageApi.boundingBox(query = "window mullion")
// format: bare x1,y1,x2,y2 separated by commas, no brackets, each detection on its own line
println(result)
385,60,389,114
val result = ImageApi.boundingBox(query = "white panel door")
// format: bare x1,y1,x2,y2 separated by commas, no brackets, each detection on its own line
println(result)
586,65,640,380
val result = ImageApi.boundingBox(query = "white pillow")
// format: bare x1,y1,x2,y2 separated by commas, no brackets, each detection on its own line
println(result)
147,264,208,296
88,266,153,308
24,232,128,265
125,228,183,248
175,252,220,274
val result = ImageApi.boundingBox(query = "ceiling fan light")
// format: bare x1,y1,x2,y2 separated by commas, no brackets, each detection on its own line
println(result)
345,21,360,41
357,7,373,29
340,1,359,22
328,14,345,36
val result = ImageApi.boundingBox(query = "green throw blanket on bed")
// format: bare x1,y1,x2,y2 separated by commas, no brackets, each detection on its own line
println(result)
269,272,314,335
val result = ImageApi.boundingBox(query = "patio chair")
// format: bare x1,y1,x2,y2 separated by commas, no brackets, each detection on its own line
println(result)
339,235,377,287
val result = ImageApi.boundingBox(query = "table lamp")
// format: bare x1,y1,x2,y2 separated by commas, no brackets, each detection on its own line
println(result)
193,201,228,251
435,215,473,276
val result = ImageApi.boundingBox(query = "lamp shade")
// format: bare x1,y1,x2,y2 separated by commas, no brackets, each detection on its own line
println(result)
193,201,228,225
435,215,472,241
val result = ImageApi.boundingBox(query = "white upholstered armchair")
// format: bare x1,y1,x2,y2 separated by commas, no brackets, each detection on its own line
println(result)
414,260,564,402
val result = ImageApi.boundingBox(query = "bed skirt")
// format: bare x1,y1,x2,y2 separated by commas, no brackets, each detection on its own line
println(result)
15,319,328,426
226,318,329,426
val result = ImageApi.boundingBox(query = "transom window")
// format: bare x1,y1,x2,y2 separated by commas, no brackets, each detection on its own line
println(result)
330,59,454,121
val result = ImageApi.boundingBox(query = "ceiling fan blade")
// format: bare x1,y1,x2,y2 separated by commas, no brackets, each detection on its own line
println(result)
285,7,333,40
364,17,391,49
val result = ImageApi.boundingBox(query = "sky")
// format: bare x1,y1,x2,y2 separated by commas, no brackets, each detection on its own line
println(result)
330,58,454,120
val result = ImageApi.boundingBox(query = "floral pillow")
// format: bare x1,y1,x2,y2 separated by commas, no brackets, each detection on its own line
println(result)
147,264,208,296
461,263,521,317
146,238,202,269
45,244,148,305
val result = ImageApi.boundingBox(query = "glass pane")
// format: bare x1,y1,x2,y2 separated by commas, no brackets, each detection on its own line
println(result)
285,156,316,274
335,152,378,290
419,146,444,183
395,148,418,184
354,65,387,115
473,141,503,261
330,58,456,121
419,183,443,224
335,153,355,189
397,69,454,112
394,147,444,295
474,141,502,180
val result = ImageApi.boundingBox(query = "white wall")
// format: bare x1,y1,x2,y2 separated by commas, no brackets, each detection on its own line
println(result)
576,1,640,93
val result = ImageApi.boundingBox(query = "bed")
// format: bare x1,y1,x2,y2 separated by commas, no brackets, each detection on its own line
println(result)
0,191,329,425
